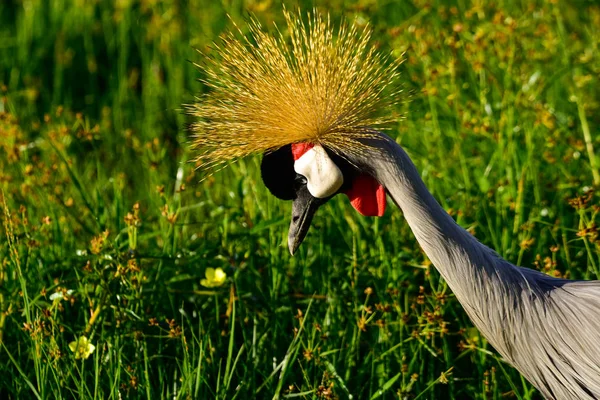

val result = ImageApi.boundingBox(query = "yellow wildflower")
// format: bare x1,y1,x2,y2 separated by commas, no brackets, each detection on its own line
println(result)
68,336,96,359
200,267,227,288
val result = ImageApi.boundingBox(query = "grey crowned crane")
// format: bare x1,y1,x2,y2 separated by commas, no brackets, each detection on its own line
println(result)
189,10,600,399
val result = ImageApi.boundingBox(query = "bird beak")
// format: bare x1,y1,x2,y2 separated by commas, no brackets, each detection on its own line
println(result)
288,186,324,256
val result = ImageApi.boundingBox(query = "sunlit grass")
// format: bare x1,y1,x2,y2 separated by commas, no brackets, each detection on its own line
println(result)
1,0,599,399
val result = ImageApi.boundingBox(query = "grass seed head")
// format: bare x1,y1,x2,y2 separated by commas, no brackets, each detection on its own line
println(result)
189,9,403,171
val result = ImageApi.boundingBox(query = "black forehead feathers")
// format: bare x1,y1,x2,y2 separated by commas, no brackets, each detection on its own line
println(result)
260,145,296,200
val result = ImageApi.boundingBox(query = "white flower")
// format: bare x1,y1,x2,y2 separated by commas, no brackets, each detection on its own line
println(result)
49,289,74,301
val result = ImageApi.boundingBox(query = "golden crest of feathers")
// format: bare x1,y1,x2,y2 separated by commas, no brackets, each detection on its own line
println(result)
189,9,402,169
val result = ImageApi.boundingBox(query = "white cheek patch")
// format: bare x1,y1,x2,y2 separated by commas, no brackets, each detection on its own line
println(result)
294,145,344,198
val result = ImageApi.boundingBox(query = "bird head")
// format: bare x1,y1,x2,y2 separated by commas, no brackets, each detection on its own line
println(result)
261,142,387,254
190,10,402,254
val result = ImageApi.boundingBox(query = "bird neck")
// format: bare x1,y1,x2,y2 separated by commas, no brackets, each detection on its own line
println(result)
363,137,499,298
360,137,600,400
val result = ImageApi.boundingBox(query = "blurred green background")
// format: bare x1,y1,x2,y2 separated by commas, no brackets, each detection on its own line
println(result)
1,0,599,398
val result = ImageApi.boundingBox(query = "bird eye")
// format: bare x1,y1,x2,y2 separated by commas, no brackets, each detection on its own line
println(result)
294,174,307,188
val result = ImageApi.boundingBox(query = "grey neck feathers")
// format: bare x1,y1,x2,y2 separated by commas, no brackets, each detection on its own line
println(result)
357,137,502,299
352,135,600,400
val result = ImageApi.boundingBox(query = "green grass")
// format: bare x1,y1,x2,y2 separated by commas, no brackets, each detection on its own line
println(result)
1,0,599,398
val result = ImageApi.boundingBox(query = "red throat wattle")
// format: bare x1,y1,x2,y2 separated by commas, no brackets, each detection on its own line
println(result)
291,143,386,217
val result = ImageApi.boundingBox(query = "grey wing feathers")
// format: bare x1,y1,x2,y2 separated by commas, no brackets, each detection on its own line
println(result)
477,258,600,400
